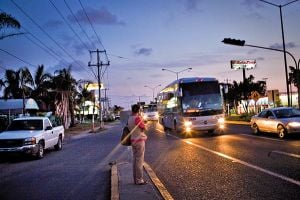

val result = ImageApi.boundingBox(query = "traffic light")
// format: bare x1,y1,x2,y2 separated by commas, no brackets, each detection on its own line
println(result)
222,38,245,46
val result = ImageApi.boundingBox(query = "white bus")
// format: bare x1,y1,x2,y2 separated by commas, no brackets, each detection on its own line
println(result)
157,77,225,135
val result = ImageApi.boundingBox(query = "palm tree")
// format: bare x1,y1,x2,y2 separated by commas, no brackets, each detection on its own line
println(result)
30,65,52,111
77,80,94,123
289,66,300,108
52,66,77,128
0,11,24,40
2,67,33,114
227,75,266,113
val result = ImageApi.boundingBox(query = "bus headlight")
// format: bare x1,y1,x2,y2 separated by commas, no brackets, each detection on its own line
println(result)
184,121,192,132
218,117,225,129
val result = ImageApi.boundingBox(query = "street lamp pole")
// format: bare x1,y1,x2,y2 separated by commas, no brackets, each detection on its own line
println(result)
162,67,192,80
144,84,161,102
258,0,300,106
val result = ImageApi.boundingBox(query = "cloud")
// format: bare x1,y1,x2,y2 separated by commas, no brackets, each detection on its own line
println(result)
269,42,297,49
256,57,265,61
240,0,263,19
241,0,263,9
68,6,125,25
134,48,153,56
43,20,64,28
181,0,203,12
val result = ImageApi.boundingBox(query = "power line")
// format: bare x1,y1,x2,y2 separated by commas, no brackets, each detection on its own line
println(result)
48,0,90,51
11,0,95,78
0,48,36,67
63,0,96,49
78,0,105,50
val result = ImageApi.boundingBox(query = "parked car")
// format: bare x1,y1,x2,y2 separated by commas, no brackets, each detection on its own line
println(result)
250,107,300,139
0,116,64,159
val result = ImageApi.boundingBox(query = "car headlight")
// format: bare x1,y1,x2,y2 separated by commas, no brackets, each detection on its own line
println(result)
288,122,300,127
24,137,36,145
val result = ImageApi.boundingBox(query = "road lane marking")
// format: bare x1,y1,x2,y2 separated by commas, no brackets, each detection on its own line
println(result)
144,162,174,200
156,129,165,134
168,134,300,187
269,150,300,159
240,133,284,142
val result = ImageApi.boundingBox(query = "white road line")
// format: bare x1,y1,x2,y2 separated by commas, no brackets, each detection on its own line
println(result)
270,150,300,159
144,162,174,200
240,133,284,142
156,129,165,134
168,134,300,187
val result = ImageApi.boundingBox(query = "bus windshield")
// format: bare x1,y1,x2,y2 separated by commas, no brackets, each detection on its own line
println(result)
181,81,223,114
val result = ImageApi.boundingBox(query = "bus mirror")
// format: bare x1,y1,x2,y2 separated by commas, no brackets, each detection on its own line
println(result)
179,88,183,97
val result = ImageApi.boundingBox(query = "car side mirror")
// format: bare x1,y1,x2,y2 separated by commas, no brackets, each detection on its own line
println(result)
45,126,52,131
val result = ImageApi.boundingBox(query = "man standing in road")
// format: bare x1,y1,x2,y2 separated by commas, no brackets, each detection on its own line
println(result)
127,104,147,185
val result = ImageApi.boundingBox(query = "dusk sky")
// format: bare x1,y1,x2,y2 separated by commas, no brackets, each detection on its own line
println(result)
1,0,300,109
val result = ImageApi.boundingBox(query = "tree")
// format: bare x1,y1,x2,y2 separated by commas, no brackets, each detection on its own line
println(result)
76,80,94,123
226,74,266,114
289,66,300,108
0,11,24,40
52,66,77,128
2,67,33,114
30,65,52,111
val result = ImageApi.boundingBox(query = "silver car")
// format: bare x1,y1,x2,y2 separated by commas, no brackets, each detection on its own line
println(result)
250,107,300,139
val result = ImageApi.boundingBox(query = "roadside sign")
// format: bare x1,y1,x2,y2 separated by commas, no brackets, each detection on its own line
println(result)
251,91,260,101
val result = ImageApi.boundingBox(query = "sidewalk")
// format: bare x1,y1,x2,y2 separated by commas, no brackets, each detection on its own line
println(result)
111,160,173,200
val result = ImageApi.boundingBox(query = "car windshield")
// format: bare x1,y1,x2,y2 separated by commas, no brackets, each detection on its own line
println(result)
274,108,300,118
7,120,43,131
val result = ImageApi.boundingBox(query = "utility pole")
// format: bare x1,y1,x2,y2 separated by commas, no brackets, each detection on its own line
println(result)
88,49,110,128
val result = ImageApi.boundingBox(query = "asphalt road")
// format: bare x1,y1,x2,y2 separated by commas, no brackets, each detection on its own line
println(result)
0,122,122,200
145,122,300,200
0,121,299,200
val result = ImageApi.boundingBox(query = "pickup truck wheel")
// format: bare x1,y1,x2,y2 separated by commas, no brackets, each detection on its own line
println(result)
36,142,44,159
54,136,62,151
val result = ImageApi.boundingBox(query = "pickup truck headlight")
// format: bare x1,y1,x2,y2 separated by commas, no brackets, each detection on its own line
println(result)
24,137,36,145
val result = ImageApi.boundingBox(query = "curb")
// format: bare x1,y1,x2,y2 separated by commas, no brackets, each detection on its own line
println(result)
110,162,173,200
144,163,174,200
111,163,119,200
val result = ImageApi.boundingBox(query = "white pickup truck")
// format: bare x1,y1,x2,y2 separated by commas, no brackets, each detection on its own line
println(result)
0,116,64,159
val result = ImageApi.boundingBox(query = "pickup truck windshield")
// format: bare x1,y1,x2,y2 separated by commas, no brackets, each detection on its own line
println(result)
7,120,43,131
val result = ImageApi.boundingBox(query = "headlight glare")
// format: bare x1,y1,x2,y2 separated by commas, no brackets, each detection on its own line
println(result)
218,117,225,124
184,121,192,127
288,122,300,127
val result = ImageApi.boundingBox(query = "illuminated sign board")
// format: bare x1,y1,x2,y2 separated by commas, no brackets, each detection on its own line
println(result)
231,60,256,70
85,83,105,91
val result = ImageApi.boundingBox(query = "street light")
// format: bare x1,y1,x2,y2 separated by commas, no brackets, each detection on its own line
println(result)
144,84,161,102
222,38,299,107
257,0,300,106
162,67,192,80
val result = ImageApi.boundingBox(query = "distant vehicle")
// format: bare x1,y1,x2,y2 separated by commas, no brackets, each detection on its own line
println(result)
157,77,225,136
0,116,64,159
250,107,300,139
142,103,159,121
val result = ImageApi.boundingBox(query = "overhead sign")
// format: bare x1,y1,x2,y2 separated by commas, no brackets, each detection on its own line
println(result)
231,60,256,70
